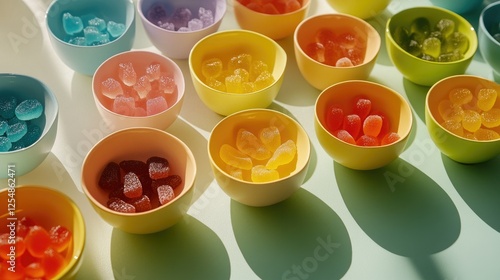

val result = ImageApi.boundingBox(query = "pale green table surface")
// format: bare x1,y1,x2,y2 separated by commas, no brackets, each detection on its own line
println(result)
1,0,499,279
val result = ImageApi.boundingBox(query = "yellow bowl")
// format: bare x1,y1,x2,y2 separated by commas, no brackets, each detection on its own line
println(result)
92,50,185,132
0,185,85,279
326,0,391,19
208,109,311,206
294,13,381,91
189,29,287,116
425,75,500,163
386,6,478,86
315,80,413,170
233,0,311,40
81,127,196,234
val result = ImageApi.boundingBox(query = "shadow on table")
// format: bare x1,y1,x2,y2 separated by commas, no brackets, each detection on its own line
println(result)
110,215,230,280
442,154,500,233
231,188,352,280
335,158,460,279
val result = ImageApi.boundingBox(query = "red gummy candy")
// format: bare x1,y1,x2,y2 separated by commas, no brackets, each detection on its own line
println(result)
157,185,175,205
356,135,380,146
16,216,36,238
24,225,51,258
152,175,183,190
41,247,66,279
353,96,371,121
363,115,383,137
107,197,136,213
372,110,390,139
342,114,362,139
25,261,44,279
98,162,121,191
325,105,344,132
334,129,356,145
147,156,170,179
126,195,152,212
381,132,401,145
123,172,143,198
49,225,72,253
0,233,26,260
119,160,148,176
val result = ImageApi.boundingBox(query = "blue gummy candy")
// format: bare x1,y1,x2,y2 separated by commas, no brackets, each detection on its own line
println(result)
15,99,43,121
83,26,101,45
68,36,86,46
0,95,18,119
0,136,11,152
6,121,27,142
20,124,42,147
88,17,107,32
107,21,126,38
0,120,7,135
62,12,83,35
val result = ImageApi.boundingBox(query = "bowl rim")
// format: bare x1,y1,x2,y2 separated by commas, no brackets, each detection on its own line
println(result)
479,1,500,47
81,127,197,216
0,73,59,154
314,79,414,148
0,184,86,278
208,108,311,185
426,74,500,143
233,0,311,16
92,49,185,119
188,28,287,95
293,12,382,69
45,0,136,48
385,5,478,65
136,0,227,34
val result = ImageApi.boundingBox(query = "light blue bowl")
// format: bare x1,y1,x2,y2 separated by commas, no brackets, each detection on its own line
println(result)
0,74,59,178
429,0,484,15
479,1,500,82
46,0,136,76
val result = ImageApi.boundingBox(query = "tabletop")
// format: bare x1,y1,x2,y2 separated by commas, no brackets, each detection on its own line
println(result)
1,0,499,279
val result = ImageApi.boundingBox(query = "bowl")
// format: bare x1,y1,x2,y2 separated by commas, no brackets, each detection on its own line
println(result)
430,0,484,15
0,185,85,279
425,75,500,164
208,109,311,207
81,127,196,234
46,0,136,76
92,50,185,131
233,0,311,40
315,80,413,170
294,13,381,91
137,0,226,59
0,74,58,179
478,1,500,82
189,29,287,116
385,6,478,86
326,0,391,19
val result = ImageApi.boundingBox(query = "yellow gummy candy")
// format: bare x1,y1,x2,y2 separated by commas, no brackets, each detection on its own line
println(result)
474,128,500,140
441,119,464,136
207,77,226,92
481,108,500,128
225,74,244,93
250,60,269,81
265,139,297,170
236,129,271,160
476,88,497,111
227,167,244,180
228,53,252,72
254,70,275,90
201,58,223,79
242,82,256,93
259,126,281,152
219,144,253,170
233,68,250,82
251,165,280,183
438,99,464,122
462,109,482,132
449,87,472,105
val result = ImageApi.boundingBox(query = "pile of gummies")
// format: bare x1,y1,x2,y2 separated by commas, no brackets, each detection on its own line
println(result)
393,17,469,62
146,3,214,31
98,156,182,213
99,62,177,117
0,96,43,152
0,216,72,279
219,126,297,182
438,86,500,140
305,28,367,67
325,96,401,146
238,0,302,14
201,53,275,93
62,12,126,46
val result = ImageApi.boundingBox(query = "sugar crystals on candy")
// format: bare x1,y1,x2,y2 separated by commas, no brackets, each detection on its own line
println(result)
107,21,126,38
101,78,123,99
6,121,27,143
62,12,83,35
146,96,168,116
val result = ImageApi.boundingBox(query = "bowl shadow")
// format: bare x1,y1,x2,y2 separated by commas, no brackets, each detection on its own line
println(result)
231,188,352,280
110,215,230,279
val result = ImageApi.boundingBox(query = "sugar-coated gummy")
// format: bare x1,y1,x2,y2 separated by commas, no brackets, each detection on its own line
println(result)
15,99,43,121
236,129,271,161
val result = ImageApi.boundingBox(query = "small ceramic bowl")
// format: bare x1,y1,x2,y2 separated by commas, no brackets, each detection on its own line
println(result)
385,6,478,86
233,0,311,40
92,50,185,131
46,0,136,76
478,1,500,82
315,80,413,170
208,109,311,207
137,0,226,59
326,0,391,19
425,75,500,164
0,185,86,279
430,0,484,15
81,127,197,234
189,29,287,116
294,13,381,91
0,74,58,179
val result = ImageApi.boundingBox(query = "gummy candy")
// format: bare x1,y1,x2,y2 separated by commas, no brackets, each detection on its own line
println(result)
436,19,455,38
442,119,464,136
107,21,126,38
0,95,17,119
202,58,224,79
220,143,253,170
88,16,107,32
146,2,169,24
99,162,121,190
422,37,441,58
118,62,137,86
236,129,271,160
20,124,42,147
6,121,27,142
353,97,371,121
41,247,66,279
356,135,379,146
199,7,214,28
336,57,354,67
134,75,152,99
476,88,497,111
188,18,204,31
146,63,161,82
49,225,72,253
229,53,252,72
62,12,83,35
0,233,25,259
259,126,281,152
83,26,102,45
410,17,431,37
474,128,500,140
108,197,136,213
0,120,7,135
254,71,275,90
442,32,469,55
265,139,297,169
461,110,482,132
15,99,43,121
449,87,472,105
381,132,400,145
120,160,148,176
157,185,175,205
334,129,356,144
147,156,170,179
363,115,383,137
0,137,11,152
101,78,123,99
481,108,500,128
225,74,244,93
438,99,464,122
25,225,52,258
325,105,344,131
127,195,152,212
123,172,143,198
159,72,177,94
112,95,136,116
305,42,326,63
251,165,280,182
342,114,362,139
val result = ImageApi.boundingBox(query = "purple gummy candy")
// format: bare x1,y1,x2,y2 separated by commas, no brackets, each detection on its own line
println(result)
169,7,192,30
147,3,169,26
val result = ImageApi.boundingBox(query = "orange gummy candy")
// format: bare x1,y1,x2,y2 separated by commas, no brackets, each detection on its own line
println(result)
41,247,66,279
49,225,73,253
381,132,401,145
334,129,356,144
363,115,383,137
353,96,372,121
356,135,379,146
25,225,52,258
342,114,362,139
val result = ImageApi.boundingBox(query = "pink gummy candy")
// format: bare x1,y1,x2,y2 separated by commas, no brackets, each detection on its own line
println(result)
112,95,136,116
147,156,170,179
133,75,152,99
146,96,168,116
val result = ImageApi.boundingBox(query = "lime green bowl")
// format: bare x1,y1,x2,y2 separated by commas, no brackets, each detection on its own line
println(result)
385,6,478,86
425,75,500,164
